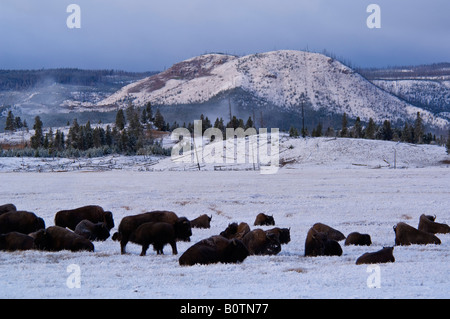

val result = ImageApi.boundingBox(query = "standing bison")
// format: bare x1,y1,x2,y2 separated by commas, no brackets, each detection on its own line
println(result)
74,220,110,241
190,214,212,229
242,229,281,255
305,227,342,257
31,226,94,252
254,213,275,226
418,214,450,234
179,235,249,266
114,211,192,254
0,232,35,251
55,205,114,231
129,221,192,256
0,211,45,234
356,247,395,265
394,222,441,246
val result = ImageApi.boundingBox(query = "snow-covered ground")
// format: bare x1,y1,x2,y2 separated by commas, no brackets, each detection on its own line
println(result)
0,137,449,299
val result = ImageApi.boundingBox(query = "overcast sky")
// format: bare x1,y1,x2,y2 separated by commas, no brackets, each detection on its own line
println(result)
0,0,449,71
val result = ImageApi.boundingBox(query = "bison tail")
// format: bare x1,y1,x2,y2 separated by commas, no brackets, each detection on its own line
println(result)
112,232,122,241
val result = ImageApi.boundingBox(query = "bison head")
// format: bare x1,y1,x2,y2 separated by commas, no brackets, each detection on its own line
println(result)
103,211,115,230
220,223,238,239
223,239,249,264
174,217,192,242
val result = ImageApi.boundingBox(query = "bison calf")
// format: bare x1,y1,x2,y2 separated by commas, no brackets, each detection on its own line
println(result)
0,232,35,251
179,235,249,266
130,222,180,256
74,220,110,241
418,214,450,234
190,214,212,229
356,247,395,265
344,232,372,246
254,213,275,226
55,205,114,231
394,222,441,246
31,226,94,252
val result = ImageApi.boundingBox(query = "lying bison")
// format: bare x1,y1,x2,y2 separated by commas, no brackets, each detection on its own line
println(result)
266,227,291,245
0,211,45,234
55,205,114,231
242,229,281,255
220,222,250,240
74,220,110,241
311,223,346,241
418,214,450,234
31,226,94,252
394,222,441,246
254,213,275,226
0,204,16,216
0,232,35,251
305,227,342,257
344,232,372,246
129,222,187,256
190,214,212,229
356,247,395,265
114,211,192,254
179,235,249,266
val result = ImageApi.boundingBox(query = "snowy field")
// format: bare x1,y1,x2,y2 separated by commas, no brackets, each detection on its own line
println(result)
0,164,449,299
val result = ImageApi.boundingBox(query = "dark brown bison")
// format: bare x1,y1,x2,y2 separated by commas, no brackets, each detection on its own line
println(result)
74,220,110,241
0,232,35,251
179,235,249,266
114,211,192,254
356,247,395,265
254,213,275,226
31,226,94,252
266,227,291,245
305,227,342,257
0,204,16,216
344,232,372,246
0,211,45,234
241,229,281,255
418,214,450,234
311,223,346,241
394,222,441,246
190,214,212,229
55,205,114,231
129,222,184,256
220,222,250,240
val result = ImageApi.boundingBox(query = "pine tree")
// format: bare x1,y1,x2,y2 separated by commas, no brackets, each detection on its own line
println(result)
414,112,424,144
115,109,126,130
5,111,15,132
353,117,362,138
145,102,153,122
340,113,348,137
380,120,393,141
245,116,254,130
30,116,44,149
365,118,376,140
154,109,165,131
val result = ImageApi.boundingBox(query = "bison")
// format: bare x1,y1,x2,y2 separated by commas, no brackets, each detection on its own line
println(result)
0,211,45,234
220,222,250,240
114,211,192,254
55,205,114,231
356,247,395,265
74,220,110,241
344,232,372,246
266,227,291,245
129,222,185,256
305,227,342,257
394,222,441,246
242,229,281,255
179,235,249,266
418,214,450,234
190,214,212,229
31,226,94,252
254,213,275,226
0,204,16,216
311,223,346,241
0,232,35,251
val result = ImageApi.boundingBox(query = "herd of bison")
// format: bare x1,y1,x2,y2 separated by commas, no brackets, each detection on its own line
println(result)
0,203,449,267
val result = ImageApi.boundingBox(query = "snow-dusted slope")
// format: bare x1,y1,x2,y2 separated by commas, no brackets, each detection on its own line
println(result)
99,50,449,128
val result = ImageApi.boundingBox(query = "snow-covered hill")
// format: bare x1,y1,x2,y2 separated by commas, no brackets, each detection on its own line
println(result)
99,50,449,129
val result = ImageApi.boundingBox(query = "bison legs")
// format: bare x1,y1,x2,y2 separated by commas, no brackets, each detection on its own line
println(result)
140,243,150,256
170,240,178,255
